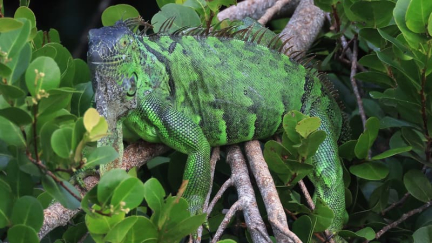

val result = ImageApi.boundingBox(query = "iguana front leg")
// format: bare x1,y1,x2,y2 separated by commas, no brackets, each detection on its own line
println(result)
130,92,211,214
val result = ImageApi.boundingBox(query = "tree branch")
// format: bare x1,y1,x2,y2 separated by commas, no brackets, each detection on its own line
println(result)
212,145,270,243
245,141,302,243
218,0,300,22
279,0,325,57
38,141,169,239
375,200,432,240
258,0,292,25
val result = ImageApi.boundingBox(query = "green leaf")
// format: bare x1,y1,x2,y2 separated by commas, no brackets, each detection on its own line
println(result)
7,224,39,243
144,178,166,211
377,28,413,58
97,169,130,207
31,45,57,61
283,110,308,144
25,56,61,97
308,199,334,232
380,116,414,129
0,184,13,228
297,130,326,159
37,191,53,209
365,117,380,146
0,107,33,126
292,215,313,243
49,28,61,43
104,216,158,242
355,227,375,241
354,117,380,159
350,1,395,28
207,0,236,11
0,18,30,58
354,132,369,159
394,0,428,49
0,62,12,77
413,225,432,243
403,170,432,202
0,83,26,99
6,159,33,197
11,196,43,231
350,162,389,180
42,176,81,209
144,178,166,227
0,18,23,32
405,0,432,33
7,42,31,85
101,4,140,27
62,222,87,243
428,13,432,35
354,71,394,87
339,140,357,160
358,54,386,72
71,82,94,117
264,140,293,184
295,117,321,138
72,58,91,85
111,177,145,210
163,214,207,239
51,127,73,159
371,146,412,160
85,212,125,234
157,0,175,9
14,6,36,29
151,3,201,33
0,116,26,148
85,146,118,168
40,87,79,114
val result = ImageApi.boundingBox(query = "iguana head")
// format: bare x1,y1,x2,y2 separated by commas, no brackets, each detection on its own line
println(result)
87,21,142,126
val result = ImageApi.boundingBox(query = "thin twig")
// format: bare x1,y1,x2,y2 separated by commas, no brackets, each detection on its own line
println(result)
381,192,410,215
349,35,367,129
212,200,242,242
375,200,432,240
299,180,315,210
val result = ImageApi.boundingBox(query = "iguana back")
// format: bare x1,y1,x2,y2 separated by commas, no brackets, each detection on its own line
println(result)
88,19,345,235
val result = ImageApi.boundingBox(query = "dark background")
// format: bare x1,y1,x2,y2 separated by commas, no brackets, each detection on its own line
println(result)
3,0,160,59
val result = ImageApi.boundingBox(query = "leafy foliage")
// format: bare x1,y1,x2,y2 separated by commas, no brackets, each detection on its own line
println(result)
1,0,432,242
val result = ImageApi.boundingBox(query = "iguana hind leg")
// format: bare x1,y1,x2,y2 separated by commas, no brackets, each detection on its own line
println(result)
308,106,346,234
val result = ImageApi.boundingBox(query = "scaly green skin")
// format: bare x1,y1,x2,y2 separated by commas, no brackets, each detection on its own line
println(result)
88,20,345,233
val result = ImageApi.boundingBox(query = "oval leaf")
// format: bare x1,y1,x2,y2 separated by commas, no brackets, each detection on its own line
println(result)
111,177,145,210
7,224,39,243
405,0,432,33
51,127,73,159
404,170,432,202
0,18,23,32
350,162,389,180
11,196,43,231
85,146,119,168
101,4,139,27
296,117,321,138
0,116,26,148
83,108,101,133
14,6,36,29
371,146,412,160
25,56,61,97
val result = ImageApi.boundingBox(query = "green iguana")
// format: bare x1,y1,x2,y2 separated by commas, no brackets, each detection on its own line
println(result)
87,18,346,235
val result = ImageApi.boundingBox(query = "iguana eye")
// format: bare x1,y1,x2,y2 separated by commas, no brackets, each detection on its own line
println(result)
119,37,128,49
127,73,137,97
